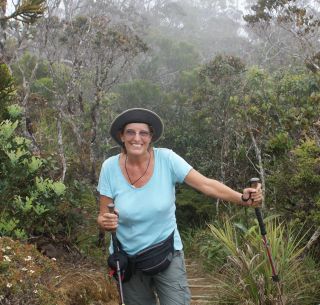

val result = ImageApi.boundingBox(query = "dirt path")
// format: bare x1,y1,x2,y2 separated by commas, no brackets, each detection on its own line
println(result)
185,258,215,305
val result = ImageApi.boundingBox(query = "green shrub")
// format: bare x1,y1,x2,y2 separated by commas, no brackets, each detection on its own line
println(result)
0,64,16,121
0,110,68,239
0,70,73,240
268,139,320,231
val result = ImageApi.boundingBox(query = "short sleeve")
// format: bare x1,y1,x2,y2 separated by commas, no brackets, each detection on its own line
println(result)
97,159,114,198
168,150,193,183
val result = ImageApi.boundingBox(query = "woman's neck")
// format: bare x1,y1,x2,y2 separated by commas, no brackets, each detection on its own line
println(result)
124,149,152,165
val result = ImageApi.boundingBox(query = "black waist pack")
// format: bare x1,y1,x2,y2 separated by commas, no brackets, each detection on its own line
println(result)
129,231,175,276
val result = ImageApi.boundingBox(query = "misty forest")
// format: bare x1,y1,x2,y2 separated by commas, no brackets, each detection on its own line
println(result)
1,0,320,304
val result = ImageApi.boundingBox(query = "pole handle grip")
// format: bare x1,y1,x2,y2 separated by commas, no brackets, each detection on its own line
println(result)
107,203,118,245
108,203,115,214
249,178,267,236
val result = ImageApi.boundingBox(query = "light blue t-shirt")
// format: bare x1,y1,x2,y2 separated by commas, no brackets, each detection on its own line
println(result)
97,148,192,255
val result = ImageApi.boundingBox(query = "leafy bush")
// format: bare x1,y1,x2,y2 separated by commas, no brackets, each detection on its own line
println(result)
0,64,16,121
0,64,76,240
0,108,67,239
268,139,320,232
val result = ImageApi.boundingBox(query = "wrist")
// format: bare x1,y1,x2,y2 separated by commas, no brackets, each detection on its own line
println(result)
240,194,251,206
241,194,250,202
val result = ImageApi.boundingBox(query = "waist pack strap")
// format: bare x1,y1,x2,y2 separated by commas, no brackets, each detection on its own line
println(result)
134,231,174,257
115,231,175,276
129,230,175,275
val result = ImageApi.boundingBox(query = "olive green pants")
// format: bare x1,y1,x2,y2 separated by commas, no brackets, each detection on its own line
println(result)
122,250,191,305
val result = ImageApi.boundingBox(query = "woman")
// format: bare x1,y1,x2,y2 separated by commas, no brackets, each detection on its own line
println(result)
97,108,262,305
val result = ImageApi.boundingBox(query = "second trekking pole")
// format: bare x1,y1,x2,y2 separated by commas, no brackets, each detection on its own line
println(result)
249,177,284,305
108,203,125,305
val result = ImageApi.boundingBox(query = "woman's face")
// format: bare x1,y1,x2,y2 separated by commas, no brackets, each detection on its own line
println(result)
120,123,152,156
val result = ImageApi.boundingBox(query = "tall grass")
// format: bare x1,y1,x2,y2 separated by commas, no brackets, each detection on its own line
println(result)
206,218,320,304
183,217,320,305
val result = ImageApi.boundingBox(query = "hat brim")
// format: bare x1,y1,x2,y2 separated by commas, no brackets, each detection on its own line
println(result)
110,108,164,146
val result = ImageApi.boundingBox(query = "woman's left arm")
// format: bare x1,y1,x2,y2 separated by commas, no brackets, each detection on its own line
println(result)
184,169,262,206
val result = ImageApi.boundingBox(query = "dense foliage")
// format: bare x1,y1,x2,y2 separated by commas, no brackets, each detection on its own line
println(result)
1,0,319,303
0,66,67,239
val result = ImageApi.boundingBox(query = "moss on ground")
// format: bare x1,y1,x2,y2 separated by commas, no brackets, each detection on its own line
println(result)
0,237,118,305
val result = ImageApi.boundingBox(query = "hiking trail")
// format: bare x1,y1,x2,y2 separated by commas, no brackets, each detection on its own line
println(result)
185,258,215,305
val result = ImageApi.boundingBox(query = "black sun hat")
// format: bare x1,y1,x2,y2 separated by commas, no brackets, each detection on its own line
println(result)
110,108,164,145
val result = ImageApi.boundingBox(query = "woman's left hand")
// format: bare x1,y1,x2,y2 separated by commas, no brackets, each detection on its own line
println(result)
241,183,263,207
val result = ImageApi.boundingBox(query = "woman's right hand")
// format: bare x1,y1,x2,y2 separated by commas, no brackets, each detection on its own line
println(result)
97,210,119,231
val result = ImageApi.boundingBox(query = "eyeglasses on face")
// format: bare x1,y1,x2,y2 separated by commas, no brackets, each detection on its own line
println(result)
124,129,152,138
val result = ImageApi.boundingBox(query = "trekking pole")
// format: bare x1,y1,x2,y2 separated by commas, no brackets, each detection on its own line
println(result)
249,178,284,305
108,203,125,305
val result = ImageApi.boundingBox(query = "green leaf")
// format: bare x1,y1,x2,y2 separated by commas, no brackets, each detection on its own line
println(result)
27,156,43,173
0,120,18,141
15,136,30,146
14,228,27,240
35,176,49,193
5,147,28,164
51,181,66,196
33,203,49,215
0,217,19,234
22,196,34,212
7,104,22,119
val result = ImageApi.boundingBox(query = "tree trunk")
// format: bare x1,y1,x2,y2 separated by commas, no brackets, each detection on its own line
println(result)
0,0,7,62
57,114,67,182
89,88,101,184
19,61,41,155
249,127,266,208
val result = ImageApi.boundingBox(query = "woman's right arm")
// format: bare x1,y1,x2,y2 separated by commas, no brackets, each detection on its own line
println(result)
97,195,119,231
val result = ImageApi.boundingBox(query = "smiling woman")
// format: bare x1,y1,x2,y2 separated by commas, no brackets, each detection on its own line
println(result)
96,108,263,305
121,123,153,157
122,123,153,185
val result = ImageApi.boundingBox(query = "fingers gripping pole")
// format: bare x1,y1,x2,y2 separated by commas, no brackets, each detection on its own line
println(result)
249,178,283,305
250,178,267,236
108,203,118,250
108,203,125,305
249,178,279,281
